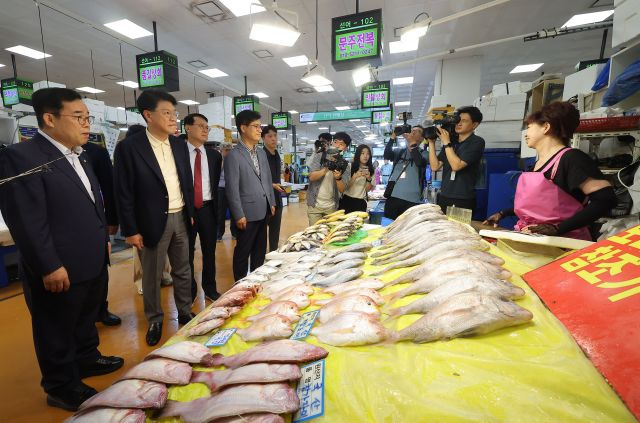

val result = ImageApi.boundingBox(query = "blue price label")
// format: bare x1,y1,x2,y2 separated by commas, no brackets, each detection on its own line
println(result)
205,328,236,347
290,310,320,340
294,359,326,423
372,239,382,247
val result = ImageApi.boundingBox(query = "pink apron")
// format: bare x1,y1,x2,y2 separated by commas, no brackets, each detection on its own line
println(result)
514,148,592,241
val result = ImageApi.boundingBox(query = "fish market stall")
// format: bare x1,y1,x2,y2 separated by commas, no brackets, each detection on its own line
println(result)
65,208,635,422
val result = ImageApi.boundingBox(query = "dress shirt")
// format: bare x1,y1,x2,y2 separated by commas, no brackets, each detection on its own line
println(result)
239,139,260,173
146,129,184,213
187,141,212,202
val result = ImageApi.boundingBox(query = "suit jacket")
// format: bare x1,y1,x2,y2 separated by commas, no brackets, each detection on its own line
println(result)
0,133,109,283
224,142,276,222
184,142,222,211
113,130,194,248
83,142,118,226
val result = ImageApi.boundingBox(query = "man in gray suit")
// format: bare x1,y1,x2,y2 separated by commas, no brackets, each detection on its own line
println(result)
224,110,276,281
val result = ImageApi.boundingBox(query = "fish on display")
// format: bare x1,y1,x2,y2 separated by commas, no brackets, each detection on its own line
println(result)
318,294,380,323
146,341,216,366
191,363,302,392
254,265,279,275
317,258,365,276
272,289,310,309
157,383,300,423
241,273,270,283
119,358,192,385
237,314,294,342
390,293,533,343
322,251,367,264
78,379,167,411
64,408,146,423
227,281,263,295
198,306,232,323
319,287,385,306
311,311,388,346
211,339,329,369
248,301,300,323
262,278,306,295
185,317,226,337
213,290,255,308
326,242,372,257
312,268,364,286
264,260,284,268
323,278,385,295
268,284,314,301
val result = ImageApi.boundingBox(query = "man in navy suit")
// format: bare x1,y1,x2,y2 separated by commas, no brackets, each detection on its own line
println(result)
182,113,222,302
113,89,195,346
0,88,123,411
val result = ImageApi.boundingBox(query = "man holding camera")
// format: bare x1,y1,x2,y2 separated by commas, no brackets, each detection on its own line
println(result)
383,125,429,220
306,132,352,225
428,106,485,214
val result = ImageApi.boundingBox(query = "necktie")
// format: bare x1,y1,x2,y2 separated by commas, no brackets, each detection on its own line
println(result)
194,148,203,209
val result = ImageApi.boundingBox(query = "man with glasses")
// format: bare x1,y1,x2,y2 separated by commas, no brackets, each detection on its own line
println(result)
113,89,195,346
0,88,122,411
261,124,285,252
182,113,222,302
224,110,276,281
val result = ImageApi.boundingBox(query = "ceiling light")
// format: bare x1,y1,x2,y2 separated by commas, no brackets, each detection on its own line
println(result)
561,10,614,28
349,119,361,122
249,92,269,98
199,68,228,78
318,127,329,130
219,0,265,17
393,77,414,85
288,110,299,114
307,122,317,125
302,65,332,86
119,127,128,131
330,132,336,135
283,55,310,67
116,107,125,110
0,64,5,68
77,87,105,94
5,45,51,59
250,23,300,47
352,66,372,87
179,100,200,105
389,39,419,54
104,19,153,39
510,63,544,73
117,80,138,88
335,106,350,111
314,85,334,92
395,101,410,106
400,17,431,42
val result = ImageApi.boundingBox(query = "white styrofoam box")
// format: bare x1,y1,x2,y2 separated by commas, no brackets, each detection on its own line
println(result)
125,111,139,123
492,83,508,96
33,80,66,91
105,106,118,122
473,96,482,108
562,65,604,101
475,120,523,144
494,94,527,121
613,0,640,48
520,129,537,158
200,96,233,132
479,96,497,121
520,82,533,93
116,109,127,124
580,108,609,118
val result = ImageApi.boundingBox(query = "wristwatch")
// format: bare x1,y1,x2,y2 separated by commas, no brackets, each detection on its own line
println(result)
444,144,453,149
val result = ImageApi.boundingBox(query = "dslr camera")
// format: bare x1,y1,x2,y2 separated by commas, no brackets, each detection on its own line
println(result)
321,146,349,174
424,112,460,140
393,111,413,136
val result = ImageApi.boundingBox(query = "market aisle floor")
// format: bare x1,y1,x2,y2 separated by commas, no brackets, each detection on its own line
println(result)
0,202,311,422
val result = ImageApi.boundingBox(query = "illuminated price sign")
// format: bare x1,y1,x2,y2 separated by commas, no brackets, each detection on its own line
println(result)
361,80,390,108
1,78,33,107
272,112,291,130
331,9,383,71
233,95,260,116
135,50,179,92
371,107,393,125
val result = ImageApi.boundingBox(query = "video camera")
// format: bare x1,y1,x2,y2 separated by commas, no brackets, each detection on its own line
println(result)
393,111,413,136
424,107,461,140
321,146,349,174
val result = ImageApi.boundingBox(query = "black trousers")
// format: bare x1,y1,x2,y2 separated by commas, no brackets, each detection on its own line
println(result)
437,194,476,214
233,210,269,281
384,196,420,220
97,276,109,321
189,201,218,300
339,194,367,214
267,205,283,252
217,187,237,239
22,263,106,393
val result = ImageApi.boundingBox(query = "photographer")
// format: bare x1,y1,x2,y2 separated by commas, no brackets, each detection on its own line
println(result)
428,106,485,214
306,132,352,225
383,125,429,219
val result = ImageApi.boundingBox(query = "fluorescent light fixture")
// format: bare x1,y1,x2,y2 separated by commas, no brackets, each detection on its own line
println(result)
117,80,138,88
393,77,414,85
335,106,350,111
199,68,228,78
330,131,336,135
0,64,4,68
400,19,431,42
179,99,200,105
250,23,300,47
77,86,105,94
365,134,377,139
389,39,419,54
355,125,367,128
5,45,51,59
349,119,361,122
307,122,317,125
395,101,410,106
288,110,299,114
352,66,372,87
301,71,332,87
314,85,334,92
318,127,329,130
119,127,128,131
283,55,311,67
561,10,614,28
116,107,125,110
103,19,153,39
219,0,265,17
510,63,544,73
249,92,269,98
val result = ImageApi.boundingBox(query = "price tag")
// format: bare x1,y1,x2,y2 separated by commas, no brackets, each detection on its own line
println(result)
205,328,236,347
372,239,382,247
293,359,326,423
290,310,320,340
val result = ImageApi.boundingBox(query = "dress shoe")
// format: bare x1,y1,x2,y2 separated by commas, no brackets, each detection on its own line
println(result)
100,311,122,326
46,382,97,412
79,355,124,378
146,322,163,346
204,291,221,302
178,312,196,326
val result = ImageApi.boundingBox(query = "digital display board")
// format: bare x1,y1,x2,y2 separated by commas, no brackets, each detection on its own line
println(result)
233,95,260,116
272,112,291,130
361,80,390,108
136,50,179,92
371,108,393,125
1,78,33,107
331,9,383,71
300,109,371,122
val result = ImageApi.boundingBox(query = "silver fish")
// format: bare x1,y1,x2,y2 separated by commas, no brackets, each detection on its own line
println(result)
322,251,367,264
64,408,146,423
318,294,380,323
237,314,294,342
311,311,388,346
254,265,279,275
264,260,283,268
324,278,385,295
119,358,192,385
317,259,365,276
78,380,167,411
319,287,385,306
191,363,302,392
326,242,372,257
146,341,216,366
210,339,329,368
313,268,364,286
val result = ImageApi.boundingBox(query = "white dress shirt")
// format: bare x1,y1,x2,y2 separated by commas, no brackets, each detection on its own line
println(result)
38,129,95,203
146,129,185,213
187,141,212,202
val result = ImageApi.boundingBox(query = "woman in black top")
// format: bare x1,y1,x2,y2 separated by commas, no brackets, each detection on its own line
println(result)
339,144,375,213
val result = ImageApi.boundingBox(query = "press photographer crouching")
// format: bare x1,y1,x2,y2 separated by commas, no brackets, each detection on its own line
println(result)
307,132,352,225
427,106,485,214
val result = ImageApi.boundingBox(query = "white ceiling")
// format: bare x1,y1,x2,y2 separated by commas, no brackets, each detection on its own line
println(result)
0,0,617,145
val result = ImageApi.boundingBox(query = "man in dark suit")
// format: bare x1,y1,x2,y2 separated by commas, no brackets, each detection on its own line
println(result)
113,89,195,346
0,88,123,411
261,124,285,252
82,141,121,326
182,113,222,302
224,110,276,281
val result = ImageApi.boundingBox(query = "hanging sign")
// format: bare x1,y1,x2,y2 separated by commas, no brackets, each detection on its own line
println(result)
272,112,292,130
233,95,260,116
361,80,390,108
331,8,383,71
136,50,180,92
371,107,393,125
1,78,34,107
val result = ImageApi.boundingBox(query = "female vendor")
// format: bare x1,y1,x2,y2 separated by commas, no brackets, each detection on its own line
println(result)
484,101,616,240
340,144,375,213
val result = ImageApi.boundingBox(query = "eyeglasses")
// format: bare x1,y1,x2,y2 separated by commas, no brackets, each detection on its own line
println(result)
57,114,95,125
247,123,262,130
188,124,210,131
154,109,179,119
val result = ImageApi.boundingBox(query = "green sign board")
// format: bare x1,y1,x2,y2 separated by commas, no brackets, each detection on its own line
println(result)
233,95,260,116
361,80,390,108
371,107,393,125
1,78,34,107
136,50,179,92
331,9,383,71
300,109,373,122
125,106,140,113
272,112,291,130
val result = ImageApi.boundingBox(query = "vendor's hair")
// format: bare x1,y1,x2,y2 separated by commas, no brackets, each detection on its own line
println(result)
525,101,580,146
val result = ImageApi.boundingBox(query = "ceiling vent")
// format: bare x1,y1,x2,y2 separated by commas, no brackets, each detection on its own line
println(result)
190,1,233,23
101,73,122,80
253,49,273,59
188,60,208,68
295,87,315,94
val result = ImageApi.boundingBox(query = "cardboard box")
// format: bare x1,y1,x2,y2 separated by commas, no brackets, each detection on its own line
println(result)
613,0,640,48
526,79,564,115
479,96,497,121
492,83,509,96
495,93,527,121
562,65,604,101
475,120,523,149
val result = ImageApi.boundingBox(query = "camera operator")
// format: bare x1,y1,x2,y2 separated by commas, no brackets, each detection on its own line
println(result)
428,106,485,214
306,132,352,225
383,125,429,220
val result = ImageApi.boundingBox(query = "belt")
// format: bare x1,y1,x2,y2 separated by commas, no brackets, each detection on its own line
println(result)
200,200,213,208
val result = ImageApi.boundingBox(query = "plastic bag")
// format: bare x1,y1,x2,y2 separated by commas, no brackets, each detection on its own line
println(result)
602,59,640,106
591,59,610,91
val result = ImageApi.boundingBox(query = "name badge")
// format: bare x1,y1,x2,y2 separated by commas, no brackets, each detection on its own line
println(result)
450,171,456,181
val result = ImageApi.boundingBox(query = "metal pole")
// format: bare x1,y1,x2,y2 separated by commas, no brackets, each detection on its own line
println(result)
153,21,158,51
90,49,97,100
11,54,17,79
600,28,608,59
292,124,297,164
244,76,248,95
280,96,283,112
355,0,359,13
